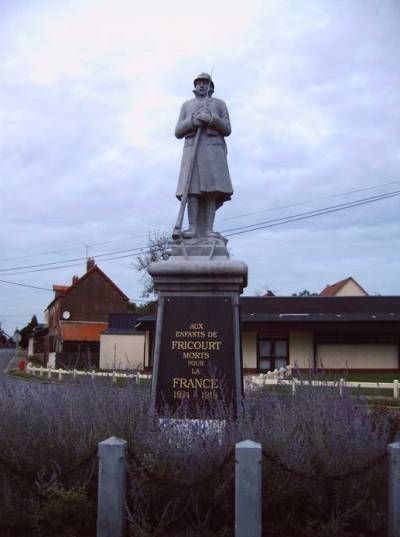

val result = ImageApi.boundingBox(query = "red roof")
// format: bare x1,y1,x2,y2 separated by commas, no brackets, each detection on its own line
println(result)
320,277,368,297
61,322,108,342
53,285,70,293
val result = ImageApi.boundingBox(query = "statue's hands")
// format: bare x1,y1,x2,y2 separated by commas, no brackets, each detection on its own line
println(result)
196,111,212,125
192,117,202,127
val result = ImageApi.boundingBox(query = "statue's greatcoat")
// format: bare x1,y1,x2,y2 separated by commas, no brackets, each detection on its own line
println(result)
175,96,233,208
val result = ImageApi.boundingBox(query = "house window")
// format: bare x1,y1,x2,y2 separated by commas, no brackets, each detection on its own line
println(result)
258,336,288,372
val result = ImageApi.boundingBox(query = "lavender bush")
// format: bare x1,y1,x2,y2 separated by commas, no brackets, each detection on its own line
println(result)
0,376,393,537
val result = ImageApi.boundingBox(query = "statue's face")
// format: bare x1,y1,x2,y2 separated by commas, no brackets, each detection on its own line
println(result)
195,78,210,96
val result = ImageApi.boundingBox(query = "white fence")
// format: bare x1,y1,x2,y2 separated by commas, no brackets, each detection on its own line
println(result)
22,364,400,398
249,375,400,399
25,363,151,383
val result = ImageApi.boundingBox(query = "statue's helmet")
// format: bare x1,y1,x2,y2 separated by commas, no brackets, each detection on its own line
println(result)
193,72,214,90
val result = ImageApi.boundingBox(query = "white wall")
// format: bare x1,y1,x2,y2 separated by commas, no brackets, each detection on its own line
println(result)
100,334,146,370
289,332,314,369
28,337,35,357
317,344,398,369
47,352,56,368
335,280,367,296
242,332,257,369
144,330,150,368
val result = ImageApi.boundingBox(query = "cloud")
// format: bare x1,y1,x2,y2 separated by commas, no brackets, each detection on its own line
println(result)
0,0,399,333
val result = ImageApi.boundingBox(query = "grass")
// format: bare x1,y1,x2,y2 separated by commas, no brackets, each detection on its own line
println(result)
260,382,400,407
7,369,52,382
7,368,151,388
345,371,400,382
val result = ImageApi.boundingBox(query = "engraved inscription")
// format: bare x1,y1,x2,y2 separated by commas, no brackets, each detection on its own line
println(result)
155,297,235,412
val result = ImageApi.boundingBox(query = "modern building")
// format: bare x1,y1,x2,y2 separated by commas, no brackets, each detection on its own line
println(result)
101,278,400,374
99,313,150,370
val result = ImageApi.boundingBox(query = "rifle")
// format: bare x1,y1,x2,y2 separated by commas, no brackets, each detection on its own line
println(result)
172,125,202,240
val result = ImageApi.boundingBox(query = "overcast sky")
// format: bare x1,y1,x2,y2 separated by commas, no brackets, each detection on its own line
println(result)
1,0,400,334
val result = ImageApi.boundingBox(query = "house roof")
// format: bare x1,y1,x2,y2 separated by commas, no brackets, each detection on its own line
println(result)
66,265,129,300
319,277,368,297
60,322,108,342
0,328,11,339
46,263,129,311
240,296,400,323
102,313,145,335
137,296,400,326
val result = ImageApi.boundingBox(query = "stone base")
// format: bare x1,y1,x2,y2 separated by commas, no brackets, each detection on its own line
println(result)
148,247,247,416
170,236,228,259
148,257,247,293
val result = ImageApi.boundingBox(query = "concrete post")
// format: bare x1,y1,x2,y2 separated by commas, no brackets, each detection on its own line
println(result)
58,369,63,381
394,380,399,400
388,441,400,537
97,436,127,537
235,440,262,537
291,380,296,396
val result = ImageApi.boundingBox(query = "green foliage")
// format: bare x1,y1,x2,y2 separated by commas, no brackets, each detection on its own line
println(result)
18,315,38,349
128,300,157,314
36,486,95,536
291,289,319,296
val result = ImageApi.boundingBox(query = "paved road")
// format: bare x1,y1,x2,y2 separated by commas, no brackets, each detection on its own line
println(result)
0,348,17,373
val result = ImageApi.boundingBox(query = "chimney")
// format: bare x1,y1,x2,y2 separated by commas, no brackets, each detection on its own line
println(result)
86,257,95,272
72,275,79,285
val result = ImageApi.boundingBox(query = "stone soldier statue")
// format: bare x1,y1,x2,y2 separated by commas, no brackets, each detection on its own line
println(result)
175,73,233,239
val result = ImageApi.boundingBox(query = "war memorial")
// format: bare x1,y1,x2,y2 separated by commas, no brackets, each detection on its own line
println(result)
149,73,247,413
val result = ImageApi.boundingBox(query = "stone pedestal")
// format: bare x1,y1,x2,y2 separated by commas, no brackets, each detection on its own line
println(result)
148,238,247,415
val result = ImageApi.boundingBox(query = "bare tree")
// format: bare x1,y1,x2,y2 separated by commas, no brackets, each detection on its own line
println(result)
134,230,170,297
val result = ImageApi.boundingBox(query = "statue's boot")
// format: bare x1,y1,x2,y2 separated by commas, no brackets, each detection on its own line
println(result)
205,197,220,238
182,196,199,238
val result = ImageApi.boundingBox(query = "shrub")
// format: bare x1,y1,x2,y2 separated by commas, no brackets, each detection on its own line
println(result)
0,376,392,537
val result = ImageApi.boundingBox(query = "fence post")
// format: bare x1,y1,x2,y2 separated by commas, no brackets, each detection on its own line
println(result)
388,441,400,537
97,436,127,537
235,440,262,537
394,380,399,400
58,369,63,382
47,367,52,380
291,379,296,396
339,378,344,397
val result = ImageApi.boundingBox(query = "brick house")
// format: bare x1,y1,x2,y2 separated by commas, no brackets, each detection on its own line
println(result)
44,258,129,368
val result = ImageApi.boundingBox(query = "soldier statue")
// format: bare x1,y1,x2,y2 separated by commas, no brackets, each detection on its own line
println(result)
174,73,233,239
